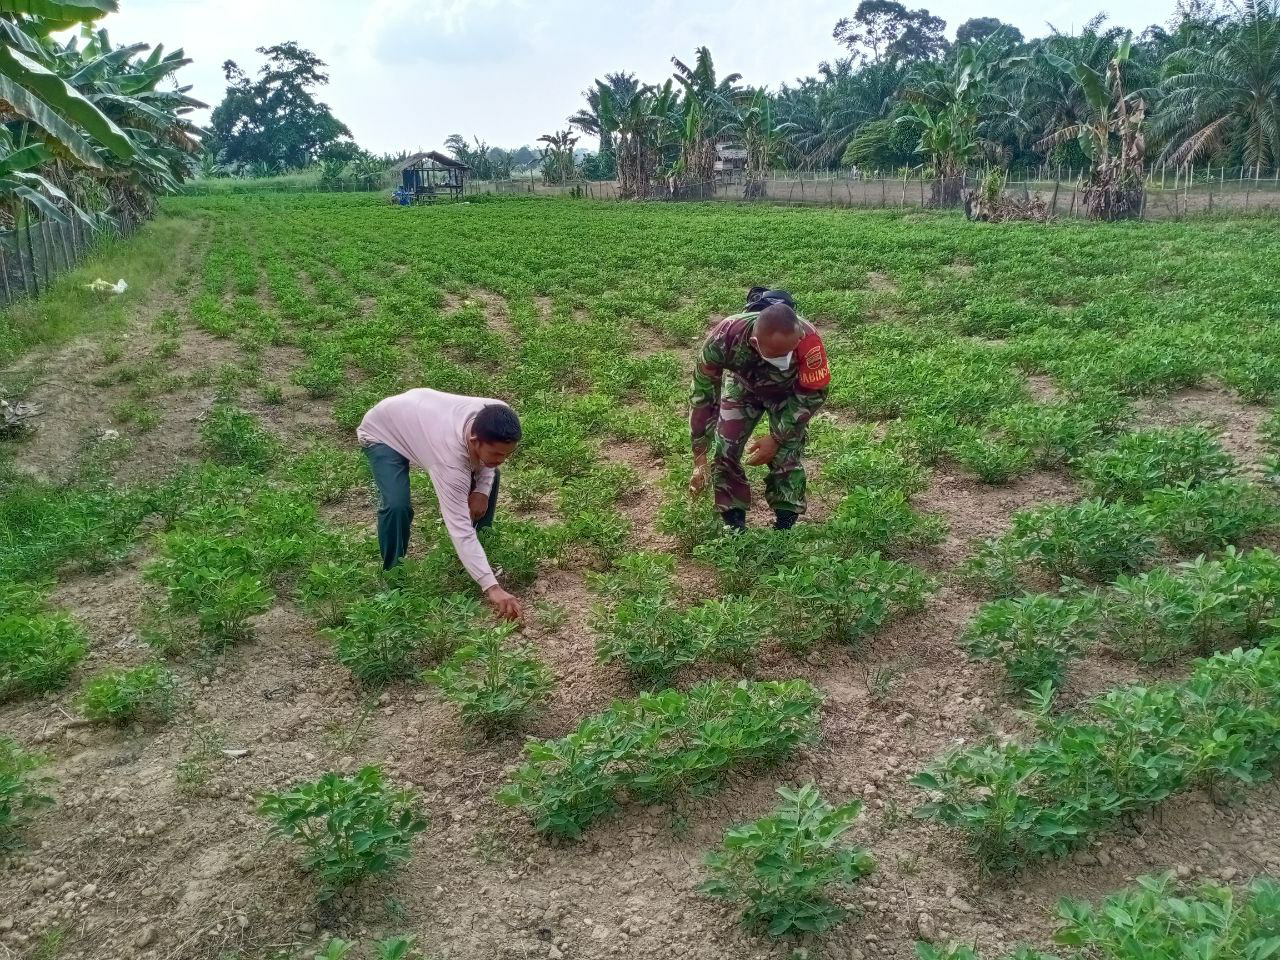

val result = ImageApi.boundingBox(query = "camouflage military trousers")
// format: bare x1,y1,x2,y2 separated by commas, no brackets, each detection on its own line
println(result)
713,378,808,514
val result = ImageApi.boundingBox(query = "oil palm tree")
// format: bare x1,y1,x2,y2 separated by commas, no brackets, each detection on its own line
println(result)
1154,0,1280,171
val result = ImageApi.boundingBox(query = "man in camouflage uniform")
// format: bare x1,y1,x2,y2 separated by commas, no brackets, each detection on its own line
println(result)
688,289,831,531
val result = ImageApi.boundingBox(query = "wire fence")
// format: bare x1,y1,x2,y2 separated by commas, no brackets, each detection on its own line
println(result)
0,214,137,309
471,167,1280,219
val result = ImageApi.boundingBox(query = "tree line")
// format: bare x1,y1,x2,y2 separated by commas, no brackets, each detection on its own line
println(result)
536,0,1279,217
1,0,201,236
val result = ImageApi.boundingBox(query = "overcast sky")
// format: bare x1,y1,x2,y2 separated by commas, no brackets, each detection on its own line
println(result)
102,0,1176,155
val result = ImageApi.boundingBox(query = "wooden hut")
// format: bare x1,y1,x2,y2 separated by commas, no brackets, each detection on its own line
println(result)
714,144,748,183
395,151,470,203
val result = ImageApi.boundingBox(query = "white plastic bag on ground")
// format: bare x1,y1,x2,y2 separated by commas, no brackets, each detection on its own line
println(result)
85,278,128,294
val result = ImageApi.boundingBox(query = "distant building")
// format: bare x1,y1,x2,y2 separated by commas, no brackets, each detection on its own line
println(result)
714,144,748,182
393,151,470,203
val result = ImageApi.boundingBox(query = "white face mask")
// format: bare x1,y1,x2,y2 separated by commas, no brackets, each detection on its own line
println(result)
760,350,793,371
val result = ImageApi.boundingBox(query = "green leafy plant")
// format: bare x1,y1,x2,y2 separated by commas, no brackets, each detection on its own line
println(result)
966,499,1160,593
259,766,427,898
951,436,1034,485
1078,426,1236,501
912,643,1280,871
1142,478,1279,553
1054,874,1280,958
200,404,280,470
145,533,273,645
961,593,1101,696
762,554,933,651
78,662,178,726
422,624,556,728
702,784,875,936
1102,548,1279,663
0,605,88,701
0,737,53,851
326,590,483,686
500,680,822,837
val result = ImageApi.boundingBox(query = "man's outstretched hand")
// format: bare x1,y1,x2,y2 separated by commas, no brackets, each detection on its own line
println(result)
485,584,524,622
746,435,779,467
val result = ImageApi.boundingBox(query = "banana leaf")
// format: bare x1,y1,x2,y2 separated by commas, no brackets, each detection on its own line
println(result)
0,44,134,160
0,73,102,167
0,0,116,21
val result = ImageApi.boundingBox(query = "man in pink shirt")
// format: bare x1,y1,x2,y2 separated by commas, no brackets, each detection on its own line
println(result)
357,388,524,621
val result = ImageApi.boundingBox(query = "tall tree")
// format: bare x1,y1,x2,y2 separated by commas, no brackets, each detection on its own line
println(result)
209,42,351,171
1037,33,1148,218
834,1,948,64
671,46,741,184
568,72,639,162
956,17,1024,47
1155,0,1280,172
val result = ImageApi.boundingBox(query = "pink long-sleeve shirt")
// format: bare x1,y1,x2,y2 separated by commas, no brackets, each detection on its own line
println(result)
357,388,501,591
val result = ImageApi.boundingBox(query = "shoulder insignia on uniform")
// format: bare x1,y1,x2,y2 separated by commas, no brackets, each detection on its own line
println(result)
795,332,830,390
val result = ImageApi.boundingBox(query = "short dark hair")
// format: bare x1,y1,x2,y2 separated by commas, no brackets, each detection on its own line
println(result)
473,404,522,444
756,303,801,338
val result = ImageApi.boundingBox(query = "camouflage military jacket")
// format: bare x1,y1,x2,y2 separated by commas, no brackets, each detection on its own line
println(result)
690,312,831,456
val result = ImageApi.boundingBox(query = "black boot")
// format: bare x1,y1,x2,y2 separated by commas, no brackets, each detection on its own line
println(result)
774,510,799,531
722,508,747,533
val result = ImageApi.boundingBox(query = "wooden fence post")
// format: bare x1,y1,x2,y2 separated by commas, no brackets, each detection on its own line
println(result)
1050,180,1060,214
900,168,909,207
0,240,11,306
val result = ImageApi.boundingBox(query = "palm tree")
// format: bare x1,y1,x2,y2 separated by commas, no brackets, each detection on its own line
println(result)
537,129,579,184
732,89,786,196
597,80,679,198
568,72,639,163
1154,0,1280,172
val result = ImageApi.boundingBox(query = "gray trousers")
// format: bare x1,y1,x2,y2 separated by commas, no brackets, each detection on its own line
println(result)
364,442,499,570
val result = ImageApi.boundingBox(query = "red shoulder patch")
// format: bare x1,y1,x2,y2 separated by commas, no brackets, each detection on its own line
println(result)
795,332,830,390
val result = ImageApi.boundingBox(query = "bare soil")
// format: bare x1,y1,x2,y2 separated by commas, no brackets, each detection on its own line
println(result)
3,280,1280,960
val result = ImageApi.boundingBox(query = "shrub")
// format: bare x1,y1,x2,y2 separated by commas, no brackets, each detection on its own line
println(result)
326,590,482,686
986,395,1126,468
500,680,822,837
78,662,177,726
0,608,88,701
200,405,280,470
0,737,53,850
961,594,1101,696
702,784,875,936
1078,426,1235,501
912,644,1280,871
762,554,933,651
821,488,947,556
1142,478,1279,553
259,766,427,898
422,625,555,728
822,435,928,496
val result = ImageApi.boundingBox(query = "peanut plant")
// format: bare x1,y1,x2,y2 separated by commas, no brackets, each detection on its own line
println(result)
913,643,1280,871
259,766,427,898
0,737,53,851
422,624,555,729
78,662,178,726
500,680,822,837
702,784,875,936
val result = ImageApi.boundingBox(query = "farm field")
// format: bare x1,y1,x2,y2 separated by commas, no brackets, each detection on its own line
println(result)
3,193,1280,960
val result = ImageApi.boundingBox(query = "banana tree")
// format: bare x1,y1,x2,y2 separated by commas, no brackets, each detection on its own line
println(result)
671,47,741,187
734,89,785,198
537,129,578,185
598,79,679,199
1036,33,1147,220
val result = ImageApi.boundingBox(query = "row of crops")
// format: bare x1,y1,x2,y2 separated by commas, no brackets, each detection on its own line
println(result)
3,193,1280,957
